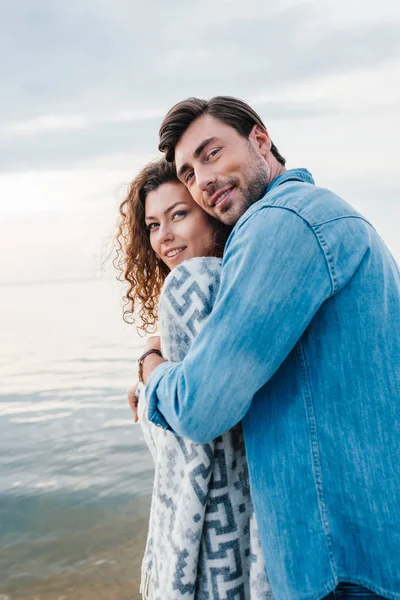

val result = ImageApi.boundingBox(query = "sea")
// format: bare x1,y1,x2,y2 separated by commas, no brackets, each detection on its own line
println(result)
0,278,153,600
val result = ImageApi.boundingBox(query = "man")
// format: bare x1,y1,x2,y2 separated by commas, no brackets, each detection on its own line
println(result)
137,97,400,600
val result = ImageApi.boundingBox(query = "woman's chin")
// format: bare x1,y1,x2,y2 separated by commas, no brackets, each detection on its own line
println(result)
167,249,190,269
171,258,186,269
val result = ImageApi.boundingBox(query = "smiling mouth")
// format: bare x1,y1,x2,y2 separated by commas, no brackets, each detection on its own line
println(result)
211,186,234,208
165,246,186,259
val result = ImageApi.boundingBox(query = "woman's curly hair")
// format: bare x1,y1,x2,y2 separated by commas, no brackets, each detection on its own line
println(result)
114,159,176,334
114,158,230,335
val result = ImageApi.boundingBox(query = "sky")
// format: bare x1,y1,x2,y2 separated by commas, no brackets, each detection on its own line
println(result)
0,0,399,284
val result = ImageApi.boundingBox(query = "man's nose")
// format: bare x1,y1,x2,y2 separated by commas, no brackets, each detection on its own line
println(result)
196,166,216,192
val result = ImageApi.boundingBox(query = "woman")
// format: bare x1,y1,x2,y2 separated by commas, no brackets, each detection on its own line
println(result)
115,158,272,600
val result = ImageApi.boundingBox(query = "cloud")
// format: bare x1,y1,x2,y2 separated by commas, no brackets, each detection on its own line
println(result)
5,114,90,136
1,55,398,173
2,0,400,128
0,0,399,283
158,8,400,97
4,109,165,137
0,115,162,172
0,153,154,215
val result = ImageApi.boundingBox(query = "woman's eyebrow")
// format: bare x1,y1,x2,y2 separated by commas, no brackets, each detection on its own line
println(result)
145,201,186,221
164,201,186,215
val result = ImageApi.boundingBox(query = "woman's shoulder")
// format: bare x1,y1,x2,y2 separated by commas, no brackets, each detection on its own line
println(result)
162,256,222,296
165,256,222,283
159,257,222,343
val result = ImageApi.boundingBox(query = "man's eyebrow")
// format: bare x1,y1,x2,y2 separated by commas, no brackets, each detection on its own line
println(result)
145,201,186,221
177,162,191,180
177,137,218,180
193,136,218,159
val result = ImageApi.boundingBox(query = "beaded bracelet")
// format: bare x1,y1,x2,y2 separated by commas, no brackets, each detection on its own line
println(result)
138,349,162,383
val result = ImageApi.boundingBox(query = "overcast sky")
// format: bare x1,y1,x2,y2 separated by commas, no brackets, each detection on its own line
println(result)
0,0,399,284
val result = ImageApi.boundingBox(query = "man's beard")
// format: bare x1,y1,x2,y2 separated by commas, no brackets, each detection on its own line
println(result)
242,150,270,211
218,148,270,226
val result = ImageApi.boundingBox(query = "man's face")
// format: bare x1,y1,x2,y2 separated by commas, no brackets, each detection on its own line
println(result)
175,114,271,225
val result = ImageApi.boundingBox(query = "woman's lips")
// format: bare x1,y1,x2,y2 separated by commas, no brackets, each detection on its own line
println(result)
165,246,187,263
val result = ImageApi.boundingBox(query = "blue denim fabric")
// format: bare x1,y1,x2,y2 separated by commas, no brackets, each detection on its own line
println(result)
324,583,389,599
146,169,400,600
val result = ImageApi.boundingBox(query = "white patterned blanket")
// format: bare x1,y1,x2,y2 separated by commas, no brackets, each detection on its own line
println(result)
138,257,272,600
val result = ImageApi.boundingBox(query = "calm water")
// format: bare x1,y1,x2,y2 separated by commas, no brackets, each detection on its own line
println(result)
0,279,153,599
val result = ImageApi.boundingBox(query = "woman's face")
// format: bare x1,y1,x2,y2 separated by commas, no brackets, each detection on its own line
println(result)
145,182,216,270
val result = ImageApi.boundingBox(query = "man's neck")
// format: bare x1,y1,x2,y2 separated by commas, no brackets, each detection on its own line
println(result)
269,163,287,184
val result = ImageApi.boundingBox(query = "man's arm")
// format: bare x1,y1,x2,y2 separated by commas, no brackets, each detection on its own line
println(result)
145,206,334,442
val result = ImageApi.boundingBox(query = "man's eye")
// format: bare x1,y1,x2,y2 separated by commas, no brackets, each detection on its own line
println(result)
185,171,194,184
206,148,220,160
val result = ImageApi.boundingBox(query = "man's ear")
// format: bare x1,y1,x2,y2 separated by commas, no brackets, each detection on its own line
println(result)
249,125,271,159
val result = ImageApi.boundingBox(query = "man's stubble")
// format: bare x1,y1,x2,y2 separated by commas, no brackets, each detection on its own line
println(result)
218,143,270,226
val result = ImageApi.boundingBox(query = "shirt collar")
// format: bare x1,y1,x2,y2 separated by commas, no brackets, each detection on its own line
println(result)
266,168,315,194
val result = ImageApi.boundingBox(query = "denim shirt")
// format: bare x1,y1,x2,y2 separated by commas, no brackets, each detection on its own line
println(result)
146,169,400,600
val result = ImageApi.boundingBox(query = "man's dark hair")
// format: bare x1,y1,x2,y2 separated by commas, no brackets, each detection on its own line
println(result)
158,96,286,166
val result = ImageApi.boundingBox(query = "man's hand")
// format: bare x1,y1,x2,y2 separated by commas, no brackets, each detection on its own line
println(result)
127,383,140,423
142,336,165,384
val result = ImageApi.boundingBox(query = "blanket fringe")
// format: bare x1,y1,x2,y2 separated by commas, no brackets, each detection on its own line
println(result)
140,566,152,599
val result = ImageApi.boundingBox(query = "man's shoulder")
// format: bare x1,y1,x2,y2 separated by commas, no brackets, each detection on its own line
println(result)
237,178,367,233
226,175,375,296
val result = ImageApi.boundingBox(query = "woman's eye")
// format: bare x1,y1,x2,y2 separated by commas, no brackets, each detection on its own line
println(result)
147,222,159,231
172,210,187,220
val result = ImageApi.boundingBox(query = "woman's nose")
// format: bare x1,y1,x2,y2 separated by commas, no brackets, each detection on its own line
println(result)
158,224,174,244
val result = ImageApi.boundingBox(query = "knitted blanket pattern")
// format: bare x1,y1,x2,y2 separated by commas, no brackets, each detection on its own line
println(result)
139,257,272,600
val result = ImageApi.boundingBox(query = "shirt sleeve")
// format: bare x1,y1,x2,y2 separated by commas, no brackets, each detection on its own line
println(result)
146,206,334,443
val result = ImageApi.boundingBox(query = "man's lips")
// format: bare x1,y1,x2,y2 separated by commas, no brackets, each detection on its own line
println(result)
208,186,234,208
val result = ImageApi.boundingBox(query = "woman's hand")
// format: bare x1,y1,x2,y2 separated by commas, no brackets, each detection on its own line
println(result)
140,336,165,384
127,383,140,423
129,338,161,420
145,336,161,352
